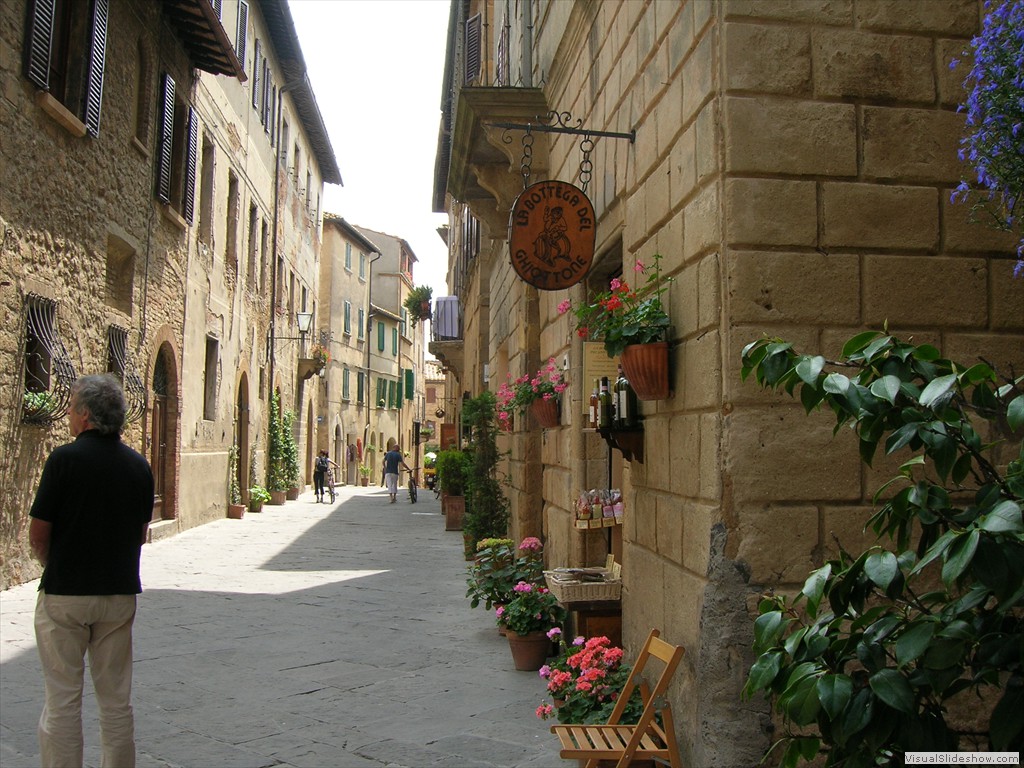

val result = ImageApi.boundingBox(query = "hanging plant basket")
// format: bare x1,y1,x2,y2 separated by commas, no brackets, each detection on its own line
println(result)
620,341,671,400
530,398,560,428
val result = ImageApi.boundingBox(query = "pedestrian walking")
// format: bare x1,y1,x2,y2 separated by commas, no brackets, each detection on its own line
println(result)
382,441,411,503
28,374,154,768
313,450,338,503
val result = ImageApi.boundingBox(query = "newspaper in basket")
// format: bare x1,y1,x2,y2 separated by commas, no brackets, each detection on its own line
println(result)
544,557,622,603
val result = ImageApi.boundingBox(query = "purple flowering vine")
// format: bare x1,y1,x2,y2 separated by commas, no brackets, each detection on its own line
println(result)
952,0,1024,275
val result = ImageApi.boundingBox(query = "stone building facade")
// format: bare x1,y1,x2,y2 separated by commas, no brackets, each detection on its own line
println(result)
0,0,339,588
319,215,379,486
355,226,428,476
432,1,1023,765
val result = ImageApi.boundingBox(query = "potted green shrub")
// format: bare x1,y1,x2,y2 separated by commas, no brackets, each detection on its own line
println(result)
248,485,271,513
282,409,301,499
403,285,433,327
436,448,471,531
358,464,372,486
266,391,288,504
227,445,245,519
462,391,510,555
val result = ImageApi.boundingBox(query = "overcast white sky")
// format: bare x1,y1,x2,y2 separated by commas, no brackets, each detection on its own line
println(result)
288,0,452,302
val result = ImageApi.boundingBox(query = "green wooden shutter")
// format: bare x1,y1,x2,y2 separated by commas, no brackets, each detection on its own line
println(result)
396,375,403,404
344,301,351,335
405,368,414,400
392,328,398,356
357,371,364,403
377,321,385,351
388,380,396,408
342,368,350,400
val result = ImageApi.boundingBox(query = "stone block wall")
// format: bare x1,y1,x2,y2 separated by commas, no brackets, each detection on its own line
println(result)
497,1,1022,766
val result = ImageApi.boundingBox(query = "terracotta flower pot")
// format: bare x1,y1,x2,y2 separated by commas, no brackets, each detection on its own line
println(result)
620,341,671,400
530,398,560,428
443,493,465,531
227,503,245,520
507,630,553,671
286,486,300,501
269,490,287,505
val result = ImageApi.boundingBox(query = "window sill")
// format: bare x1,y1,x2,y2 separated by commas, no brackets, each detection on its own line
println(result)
35,92,87,137
131,136,150,159
159,203,187,230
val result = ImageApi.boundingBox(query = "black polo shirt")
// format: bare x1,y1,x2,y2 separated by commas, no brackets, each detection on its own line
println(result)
30,430,154,595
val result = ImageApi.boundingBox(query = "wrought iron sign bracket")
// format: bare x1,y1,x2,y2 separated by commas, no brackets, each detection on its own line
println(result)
485,120,635,143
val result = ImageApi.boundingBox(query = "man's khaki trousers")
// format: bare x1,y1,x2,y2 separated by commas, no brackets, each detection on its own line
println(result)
34,593,137,768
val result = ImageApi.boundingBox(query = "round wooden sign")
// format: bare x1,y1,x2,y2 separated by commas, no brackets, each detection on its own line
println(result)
508,180,595,290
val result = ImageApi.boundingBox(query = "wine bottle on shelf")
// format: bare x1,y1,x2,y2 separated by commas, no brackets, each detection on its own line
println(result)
598,376,613,429
589,379,599,429
614,364,638,429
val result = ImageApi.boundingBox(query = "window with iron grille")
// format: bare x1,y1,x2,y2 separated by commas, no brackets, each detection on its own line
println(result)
106,325,146,423
22,294,76,424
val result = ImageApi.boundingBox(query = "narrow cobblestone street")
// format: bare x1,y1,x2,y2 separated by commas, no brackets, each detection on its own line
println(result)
0,485,562,768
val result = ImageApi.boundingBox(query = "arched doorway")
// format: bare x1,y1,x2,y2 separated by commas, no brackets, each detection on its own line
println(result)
333,424,342,484
237,373,250,503
150,343,179,521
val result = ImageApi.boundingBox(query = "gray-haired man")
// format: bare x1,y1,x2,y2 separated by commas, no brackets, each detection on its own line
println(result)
29,374,154,767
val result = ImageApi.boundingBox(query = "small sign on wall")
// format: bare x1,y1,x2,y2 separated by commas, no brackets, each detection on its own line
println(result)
508,180,595,290
582,342,619,413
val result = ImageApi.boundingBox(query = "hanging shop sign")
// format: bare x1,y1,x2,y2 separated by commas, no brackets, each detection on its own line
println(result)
509,180,595,291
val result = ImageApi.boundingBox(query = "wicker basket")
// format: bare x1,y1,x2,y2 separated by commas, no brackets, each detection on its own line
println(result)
544,571,622,603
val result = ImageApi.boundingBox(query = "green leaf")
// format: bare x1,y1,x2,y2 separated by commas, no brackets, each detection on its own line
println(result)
1007,395,1024,432
801,564,831,616
885,423,920,455
796,355,826,385
842,331,882,357
864,551,899,590
989,684,1024,750
959,362,995,385
816,674,853,721
951,452,973,485
823,373,850,395
919,374,957,409
753,611,787,650
979,500,1023,534
910,529,956,576
896,622,936,667
744,651,783,697
780,674,822,726
840,688,875,741
861,334,893,361
941,529,980,587
869,375,902,404
869,668,915,714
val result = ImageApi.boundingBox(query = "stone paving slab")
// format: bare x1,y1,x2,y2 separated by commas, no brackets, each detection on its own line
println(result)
0,485,563,767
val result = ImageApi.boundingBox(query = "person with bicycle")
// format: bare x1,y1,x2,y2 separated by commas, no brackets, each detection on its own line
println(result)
382,442,411,504
313,450,338,503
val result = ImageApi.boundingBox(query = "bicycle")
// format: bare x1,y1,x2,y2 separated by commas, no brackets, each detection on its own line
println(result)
405,469,418,503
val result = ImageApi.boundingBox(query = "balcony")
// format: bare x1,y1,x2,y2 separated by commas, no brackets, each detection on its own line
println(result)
447,87,550,232
429,296,463,376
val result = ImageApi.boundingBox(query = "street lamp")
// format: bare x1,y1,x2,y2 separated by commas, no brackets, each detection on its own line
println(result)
296,311,313,335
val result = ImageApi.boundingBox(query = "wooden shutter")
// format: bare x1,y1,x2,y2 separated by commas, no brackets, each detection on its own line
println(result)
388,380,396,409
405,369,414,400
396,375,403,404
357,371,364,403
251,39,261,110
212,0,222,18
235,0,248,71
23,0,55,91
464,14,481,85
378,322,385,351
82,0,108,136
156,73,175,203
182,108,198,222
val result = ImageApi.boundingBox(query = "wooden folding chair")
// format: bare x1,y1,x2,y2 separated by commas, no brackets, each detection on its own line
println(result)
550,629,685,768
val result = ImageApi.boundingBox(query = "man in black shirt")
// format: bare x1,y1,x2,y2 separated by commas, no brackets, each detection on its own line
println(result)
29,374,154,768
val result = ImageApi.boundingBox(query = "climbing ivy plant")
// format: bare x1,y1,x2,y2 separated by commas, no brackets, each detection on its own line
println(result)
740,331,1023,766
